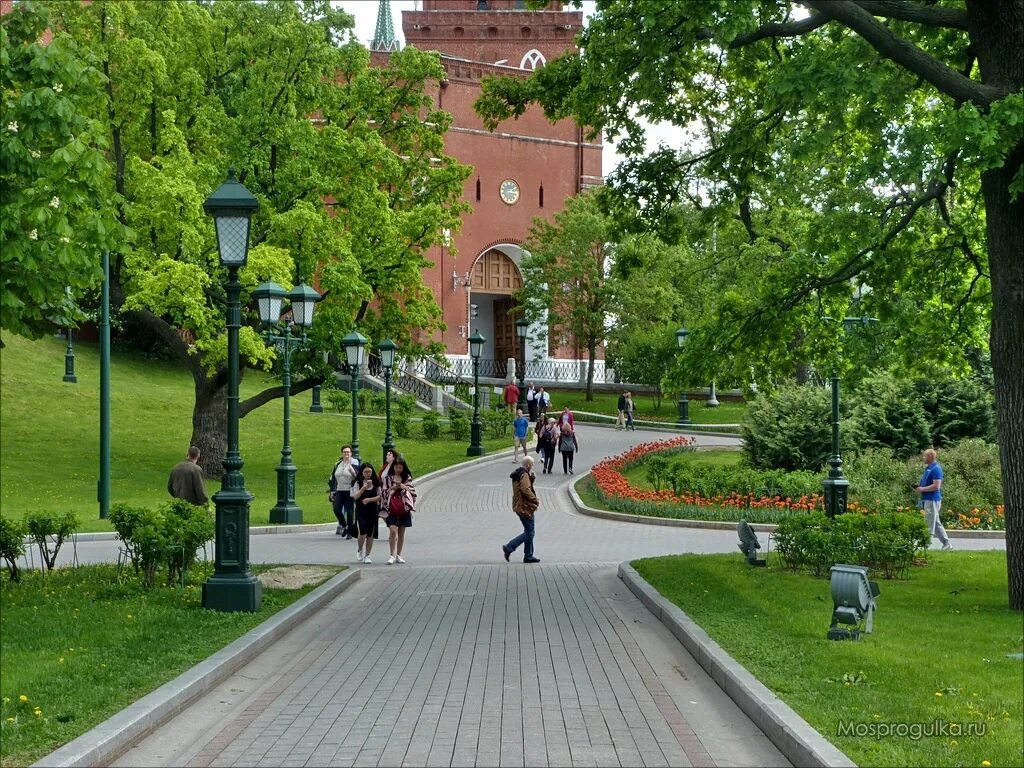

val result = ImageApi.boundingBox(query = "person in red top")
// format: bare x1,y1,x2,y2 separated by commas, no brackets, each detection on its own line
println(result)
503,381,520,413
558,405,575,430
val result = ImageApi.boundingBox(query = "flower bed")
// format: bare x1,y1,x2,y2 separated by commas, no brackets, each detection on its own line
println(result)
589,439,1005,529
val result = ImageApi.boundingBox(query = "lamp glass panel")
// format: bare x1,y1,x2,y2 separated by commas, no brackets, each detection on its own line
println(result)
291,296,314,327
214,215,251,266
379,343,396,369
470,338,483,358
515,318,528,338
258,295,283,324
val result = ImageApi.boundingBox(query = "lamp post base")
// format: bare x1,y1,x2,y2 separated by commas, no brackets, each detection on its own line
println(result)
467,422,485,456
270,463,302,524
676,394,691,425
202,574,262,613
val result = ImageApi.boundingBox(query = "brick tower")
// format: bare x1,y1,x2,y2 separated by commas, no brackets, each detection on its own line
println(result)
377,0,603,375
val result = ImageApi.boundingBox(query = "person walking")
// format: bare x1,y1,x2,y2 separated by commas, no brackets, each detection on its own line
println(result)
616,391,627,430
503,381,520,414
512,408,530,462
538,417,558,474
624,391,636,431
381,456,416,564
502,456,540,564
536,386,550,421
915,448,952,550
352,462,383,564
526,382,538,422
558,423,579,475
380,447,399,479
328,445,360,539
558,405,575,430
167,446,209,507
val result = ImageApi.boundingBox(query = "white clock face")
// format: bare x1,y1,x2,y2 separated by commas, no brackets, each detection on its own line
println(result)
500,179,520,205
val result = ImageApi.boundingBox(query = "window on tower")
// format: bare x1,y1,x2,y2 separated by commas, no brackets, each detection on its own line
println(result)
476,177,481,201
520,49,546,70
539,184,544,208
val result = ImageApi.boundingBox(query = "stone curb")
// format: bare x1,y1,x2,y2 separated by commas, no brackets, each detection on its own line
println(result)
32,569,361,768
568,472,1005,539
617,562,857,768
58,450,518,544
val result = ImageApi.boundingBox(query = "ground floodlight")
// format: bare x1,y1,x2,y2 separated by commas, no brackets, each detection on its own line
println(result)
827,564,880,641
737,520,766,567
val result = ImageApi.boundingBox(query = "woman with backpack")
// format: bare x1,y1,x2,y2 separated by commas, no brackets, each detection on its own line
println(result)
380,456,417,564
538,417,558,474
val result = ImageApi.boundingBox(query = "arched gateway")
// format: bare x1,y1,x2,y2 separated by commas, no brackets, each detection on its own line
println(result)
464,244,541,368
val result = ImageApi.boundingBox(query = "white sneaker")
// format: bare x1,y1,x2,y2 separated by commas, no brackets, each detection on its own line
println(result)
396,555,406,564
387,555,396,565
356,550,364,562
362,555,372,564
941,542,953,551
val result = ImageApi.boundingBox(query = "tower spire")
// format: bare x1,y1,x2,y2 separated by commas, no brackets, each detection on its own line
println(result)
371,0,400,53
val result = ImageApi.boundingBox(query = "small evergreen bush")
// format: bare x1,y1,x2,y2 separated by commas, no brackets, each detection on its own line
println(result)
0,516,27,582
421,411,442,440
848,374,930,460
741,384,841,472
24,510,78,572
448,407,470,441
161,499,214,586
393,413,411,439
326,389,350,414
916,377,996,446
482,405,510,439
394,394,416,415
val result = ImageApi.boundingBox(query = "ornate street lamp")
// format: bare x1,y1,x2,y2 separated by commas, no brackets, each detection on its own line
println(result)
62,326,77,383
467,330,486,456
379,339,398,464
342,331,368,460
253,278,321,524
675,327,692,426
515,317,529,412
201,167,261,613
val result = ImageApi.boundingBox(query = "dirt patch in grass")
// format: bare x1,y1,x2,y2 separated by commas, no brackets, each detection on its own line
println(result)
256,565,340,590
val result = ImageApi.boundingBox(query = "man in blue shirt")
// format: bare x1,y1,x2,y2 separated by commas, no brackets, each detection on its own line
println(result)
915,448,952,550
512,408,530,462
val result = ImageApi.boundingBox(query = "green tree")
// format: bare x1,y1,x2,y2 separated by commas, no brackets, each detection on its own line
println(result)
1,2,121,339
40,0,468,473
517,190,617,400
477,1,1024,609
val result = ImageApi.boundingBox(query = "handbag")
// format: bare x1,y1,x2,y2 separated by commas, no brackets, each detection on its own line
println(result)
389,492,407,516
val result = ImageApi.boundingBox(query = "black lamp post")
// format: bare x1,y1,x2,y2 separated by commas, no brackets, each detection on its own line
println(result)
343,331,367,461
253,278,321,525
515,317,528,411
201,167,261,613
467,330,486,456
62,326,77,383
675,327,692,426
379,338,398,464
311,384,324,413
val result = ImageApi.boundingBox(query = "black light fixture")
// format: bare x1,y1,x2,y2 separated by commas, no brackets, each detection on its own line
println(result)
675,327,691,426
467,330,486,456
827,565,880,641
515,317,529,411
379,338,398,464
737,520,766,567
342,331,368,460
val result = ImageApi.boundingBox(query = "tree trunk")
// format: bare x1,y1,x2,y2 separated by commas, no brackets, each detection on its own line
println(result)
968,0,1023,610
984,155,1024,611
192,373,228,479
586,345,597,401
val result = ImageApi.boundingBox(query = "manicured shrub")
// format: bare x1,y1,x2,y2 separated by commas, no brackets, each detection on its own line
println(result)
482,405,510,439
0,516,27,582
358,389,386,415
933,439,1003,519
845,448,918,512
24,510,78,572
741,384,840,472
393,394,416,415
773,511,929,579
421,411,442,440
326,388,350,414
448,407,469,441
916,377,996,447
161,499,214,586
393,413,411,439
109,503,161,574
847,374,930,460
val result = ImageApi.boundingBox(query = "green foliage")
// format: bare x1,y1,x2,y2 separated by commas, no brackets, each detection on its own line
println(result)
447,407,469,441
358,389,387,416
844,448,918,513
108,503,160,575
160,499,214,587
393,413,411,439
916,377,996,446
23,510,77,572
0,515,27,582
420,411,441,440
773,511,930,579
393,394,416,415
741,384,841,472
847,374,931,460
326,389,351,414
937,439,1004,517
0,2,122,339
481,405,510,439
109,500,212,587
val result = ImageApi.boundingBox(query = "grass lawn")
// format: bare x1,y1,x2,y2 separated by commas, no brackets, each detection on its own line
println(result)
0,562,340,766
634,551,1023,767
0,333,509,532
549,388,747,425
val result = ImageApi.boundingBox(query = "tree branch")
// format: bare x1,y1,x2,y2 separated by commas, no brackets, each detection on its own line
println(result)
851,1,970,30
239,375,323,418
800,1,1006,106
729,14,829,47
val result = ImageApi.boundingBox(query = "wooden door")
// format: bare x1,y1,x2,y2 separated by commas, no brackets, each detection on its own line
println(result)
494,297,516,365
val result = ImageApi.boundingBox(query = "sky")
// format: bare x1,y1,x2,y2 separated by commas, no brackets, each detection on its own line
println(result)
334,0,687,176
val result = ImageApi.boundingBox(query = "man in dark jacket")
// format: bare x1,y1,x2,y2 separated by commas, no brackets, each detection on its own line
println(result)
168,446,209,506
502,456,540,563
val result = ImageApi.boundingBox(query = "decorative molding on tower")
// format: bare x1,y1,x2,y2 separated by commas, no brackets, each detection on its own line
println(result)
371,0,401,52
